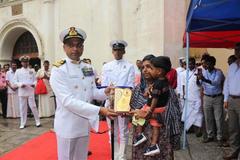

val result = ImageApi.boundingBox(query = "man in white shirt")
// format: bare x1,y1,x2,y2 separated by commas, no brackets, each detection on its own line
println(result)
50,27,117,160
14,56,40,129
102,40,135,160
223,43,240,160
176,57,186,111
6,61,19,118
181,57,203,132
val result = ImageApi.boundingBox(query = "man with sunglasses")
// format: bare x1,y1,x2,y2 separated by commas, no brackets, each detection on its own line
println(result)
50,27,117,160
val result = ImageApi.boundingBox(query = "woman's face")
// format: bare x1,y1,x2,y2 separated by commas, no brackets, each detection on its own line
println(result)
142,60,153,80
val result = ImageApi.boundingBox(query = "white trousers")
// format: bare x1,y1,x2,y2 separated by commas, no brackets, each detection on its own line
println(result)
107,116,129,160
19,96,40,126
57,135,89,160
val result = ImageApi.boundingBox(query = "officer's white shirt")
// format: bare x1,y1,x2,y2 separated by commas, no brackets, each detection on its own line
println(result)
101,59,135,87
14,67,36,97
181,69,201,101
176,66,185,96
50,58,107,138
6,69,18,94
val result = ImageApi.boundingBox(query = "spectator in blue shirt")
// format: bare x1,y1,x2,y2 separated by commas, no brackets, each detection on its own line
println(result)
197,56,225,146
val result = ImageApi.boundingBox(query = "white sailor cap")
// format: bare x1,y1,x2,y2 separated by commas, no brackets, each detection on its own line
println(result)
19,55,30,62
110,40,128,50
59,27,87,43
179,57,186,63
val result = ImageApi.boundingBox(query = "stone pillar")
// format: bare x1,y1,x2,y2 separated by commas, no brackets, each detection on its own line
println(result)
108,0,123,40
41,0,55,63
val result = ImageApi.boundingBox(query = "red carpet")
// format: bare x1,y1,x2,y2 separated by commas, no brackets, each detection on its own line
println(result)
0,121,110,160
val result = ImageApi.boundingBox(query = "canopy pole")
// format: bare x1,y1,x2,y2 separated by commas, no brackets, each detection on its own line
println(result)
183,32,190,149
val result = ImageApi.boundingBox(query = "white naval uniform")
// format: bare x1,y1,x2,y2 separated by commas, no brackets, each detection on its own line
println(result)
181,69,203,130
50,58,107,160
176,66,185,111
6,69,20,118
102,59,135,160
14,67,40,127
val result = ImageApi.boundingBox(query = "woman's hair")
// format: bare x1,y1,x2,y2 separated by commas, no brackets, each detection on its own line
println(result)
142,54,156,62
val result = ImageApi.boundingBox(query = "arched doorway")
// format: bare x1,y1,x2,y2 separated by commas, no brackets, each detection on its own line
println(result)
0,19,43,68
12,31,41,69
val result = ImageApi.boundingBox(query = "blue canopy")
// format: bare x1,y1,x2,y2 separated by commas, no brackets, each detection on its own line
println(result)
186,0,240,32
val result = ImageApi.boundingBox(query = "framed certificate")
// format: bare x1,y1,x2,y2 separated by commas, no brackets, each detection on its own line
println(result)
114,88,132,112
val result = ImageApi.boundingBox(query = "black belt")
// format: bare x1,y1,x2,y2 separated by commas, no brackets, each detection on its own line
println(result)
230,95,240,99
204,93,222,98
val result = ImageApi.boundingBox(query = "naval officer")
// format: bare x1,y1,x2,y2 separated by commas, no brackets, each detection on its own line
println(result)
50,27,117,160
14,56,41,129
102,40,135,160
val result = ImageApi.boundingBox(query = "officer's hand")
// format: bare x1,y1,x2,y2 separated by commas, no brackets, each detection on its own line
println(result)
104,86,115,96
99,107,118,120
224,102,228,109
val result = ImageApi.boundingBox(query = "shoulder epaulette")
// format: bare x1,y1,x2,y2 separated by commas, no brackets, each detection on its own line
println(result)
53,60,66,67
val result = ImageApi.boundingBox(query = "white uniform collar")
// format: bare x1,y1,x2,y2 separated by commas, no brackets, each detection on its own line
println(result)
66,57,81,64
114,59,124,64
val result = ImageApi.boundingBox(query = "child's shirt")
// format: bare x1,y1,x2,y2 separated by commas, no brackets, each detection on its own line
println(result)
147,78,169,108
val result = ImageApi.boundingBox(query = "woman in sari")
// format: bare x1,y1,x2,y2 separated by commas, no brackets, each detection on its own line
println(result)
130,55,174,160
36,60,55,117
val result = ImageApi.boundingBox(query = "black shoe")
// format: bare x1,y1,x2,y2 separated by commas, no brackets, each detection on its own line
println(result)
133,133,147,147
202,137,214,143
144,144,160,156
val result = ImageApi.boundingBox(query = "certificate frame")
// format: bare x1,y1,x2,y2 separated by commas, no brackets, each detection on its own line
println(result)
114,88,132,113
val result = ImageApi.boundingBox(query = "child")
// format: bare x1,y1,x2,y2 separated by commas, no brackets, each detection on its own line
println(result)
132,56,171,156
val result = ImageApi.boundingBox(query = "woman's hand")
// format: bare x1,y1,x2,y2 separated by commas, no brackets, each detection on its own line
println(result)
133,109,152,119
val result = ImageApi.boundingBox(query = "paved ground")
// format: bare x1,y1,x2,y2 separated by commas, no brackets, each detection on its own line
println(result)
0,117,235,160
0,117,53,156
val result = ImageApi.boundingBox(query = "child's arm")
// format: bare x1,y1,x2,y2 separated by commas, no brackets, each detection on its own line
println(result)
150,98,158,112
145,97,158,119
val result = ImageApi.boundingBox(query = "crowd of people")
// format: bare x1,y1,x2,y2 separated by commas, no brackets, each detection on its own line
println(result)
0,57,56,128
0,26,239,160
176,49,240,160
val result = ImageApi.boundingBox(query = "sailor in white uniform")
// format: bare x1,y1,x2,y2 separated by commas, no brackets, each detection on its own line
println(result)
102,40,135,160
50,27,117,160
14,56,41,129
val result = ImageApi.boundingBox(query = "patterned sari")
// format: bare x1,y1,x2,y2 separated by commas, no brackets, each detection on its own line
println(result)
130,84,174,160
